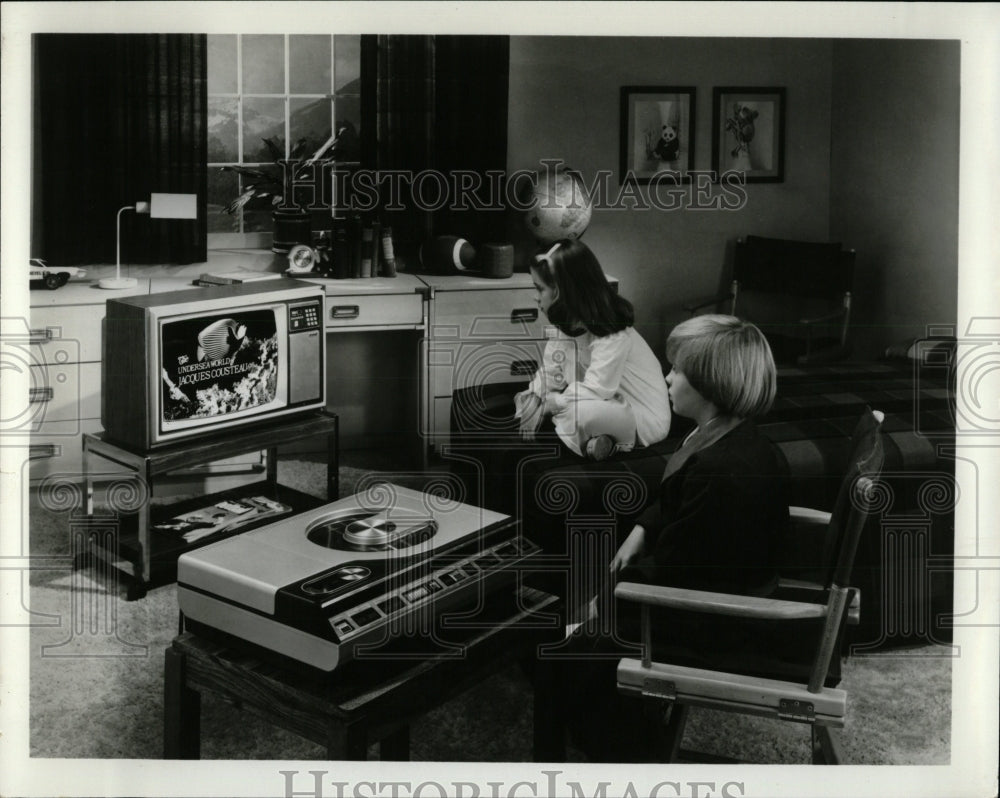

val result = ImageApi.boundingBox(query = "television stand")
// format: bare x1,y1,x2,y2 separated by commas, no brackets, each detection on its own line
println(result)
80,410,338,599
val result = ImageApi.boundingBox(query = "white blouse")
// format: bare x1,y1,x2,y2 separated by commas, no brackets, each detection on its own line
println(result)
515,327,672,447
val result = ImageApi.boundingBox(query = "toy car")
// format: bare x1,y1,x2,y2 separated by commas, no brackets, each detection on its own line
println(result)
29,258,87,290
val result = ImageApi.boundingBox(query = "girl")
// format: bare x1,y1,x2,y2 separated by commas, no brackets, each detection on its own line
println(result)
515,239,671,460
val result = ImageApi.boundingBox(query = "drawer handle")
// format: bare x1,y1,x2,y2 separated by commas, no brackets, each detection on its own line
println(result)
29,328,54,344
29,444,59,460
29,387,54,404
330,305,360,320
510,308,538,324
510,359,538,376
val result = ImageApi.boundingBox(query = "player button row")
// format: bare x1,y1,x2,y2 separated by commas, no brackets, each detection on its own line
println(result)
337,550,524,634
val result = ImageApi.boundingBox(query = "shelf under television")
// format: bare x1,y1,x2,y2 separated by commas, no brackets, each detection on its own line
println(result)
92,481,326,594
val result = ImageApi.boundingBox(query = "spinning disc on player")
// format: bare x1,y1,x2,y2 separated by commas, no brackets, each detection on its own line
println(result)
344,517,398,546
306,509,438,552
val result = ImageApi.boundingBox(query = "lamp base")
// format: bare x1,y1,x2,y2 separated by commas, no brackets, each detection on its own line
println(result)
97,276,138,290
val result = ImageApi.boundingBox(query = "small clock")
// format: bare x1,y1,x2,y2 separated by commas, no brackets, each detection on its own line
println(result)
287,244,318,274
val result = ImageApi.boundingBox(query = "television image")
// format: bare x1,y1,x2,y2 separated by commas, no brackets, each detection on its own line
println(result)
103,280,326,450
160,309,280,421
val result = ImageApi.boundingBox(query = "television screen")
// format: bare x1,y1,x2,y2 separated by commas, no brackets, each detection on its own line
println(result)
160,308,280,421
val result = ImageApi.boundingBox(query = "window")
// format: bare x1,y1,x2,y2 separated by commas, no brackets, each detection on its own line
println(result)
207,34,361,249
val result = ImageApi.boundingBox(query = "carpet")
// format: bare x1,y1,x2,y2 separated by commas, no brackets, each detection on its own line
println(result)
26,459,951,764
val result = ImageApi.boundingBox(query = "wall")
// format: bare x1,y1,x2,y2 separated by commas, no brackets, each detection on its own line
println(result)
830,40,960,358
508,37,834,356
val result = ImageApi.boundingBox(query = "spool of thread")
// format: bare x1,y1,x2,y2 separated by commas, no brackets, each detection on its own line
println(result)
477,242,514,279
419,236,477,274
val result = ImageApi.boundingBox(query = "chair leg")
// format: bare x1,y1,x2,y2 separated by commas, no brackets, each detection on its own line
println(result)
811,725,843,764
660,703,689,762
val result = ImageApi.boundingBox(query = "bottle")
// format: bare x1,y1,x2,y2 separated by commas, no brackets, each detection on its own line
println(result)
360,224,373,278
381,226,397,277
331,220,349,279
369,220,382,278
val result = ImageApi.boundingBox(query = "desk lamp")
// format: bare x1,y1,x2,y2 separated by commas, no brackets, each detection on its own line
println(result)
99,192,198,289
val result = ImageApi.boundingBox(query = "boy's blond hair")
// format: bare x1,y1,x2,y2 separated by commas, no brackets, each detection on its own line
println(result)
665,314,776,418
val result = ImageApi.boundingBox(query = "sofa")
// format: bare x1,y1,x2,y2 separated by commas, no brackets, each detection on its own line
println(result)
446,341,957,651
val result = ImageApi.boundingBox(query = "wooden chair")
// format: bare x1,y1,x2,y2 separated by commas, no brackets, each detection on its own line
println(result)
615,408,885,764
686,235,856,364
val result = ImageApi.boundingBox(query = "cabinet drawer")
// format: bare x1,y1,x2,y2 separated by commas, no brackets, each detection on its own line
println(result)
29,362,101,423
28,419,104,483
325,293,422,329
431,289,549,340
29,304,104,364
427,340,542,398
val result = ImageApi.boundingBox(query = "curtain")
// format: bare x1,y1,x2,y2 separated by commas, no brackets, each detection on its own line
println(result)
362,35,510,261
32,34,207,266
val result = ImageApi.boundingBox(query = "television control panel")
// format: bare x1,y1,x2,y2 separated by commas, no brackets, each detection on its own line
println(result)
289,299,322,332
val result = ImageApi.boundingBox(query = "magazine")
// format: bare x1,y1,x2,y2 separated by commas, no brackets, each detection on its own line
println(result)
151,495,292,543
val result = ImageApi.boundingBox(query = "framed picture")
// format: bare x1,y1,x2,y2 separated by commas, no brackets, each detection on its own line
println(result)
712,87,786,183
619,86,696,184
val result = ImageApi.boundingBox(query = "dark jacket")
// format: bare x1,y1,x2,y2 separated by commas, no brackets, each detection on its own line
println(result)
623,419,788,597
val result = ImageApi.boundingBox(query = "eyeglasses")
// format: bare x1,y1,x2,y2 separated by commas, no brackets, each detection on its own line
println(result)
534,242,561,267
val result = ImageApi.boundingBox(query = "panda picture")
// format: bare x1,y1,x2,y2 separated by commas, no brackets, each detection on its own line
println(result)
653,124,680,161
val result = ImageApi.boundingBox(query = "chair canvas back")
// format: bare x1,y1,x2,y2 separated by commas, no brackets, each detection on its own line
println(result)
820,409,886,587
735,236,854,298
807,408,885,692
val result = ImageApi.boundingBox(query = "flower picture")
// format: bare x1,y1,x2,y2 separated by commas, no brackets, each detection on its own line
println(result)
712,87,786,183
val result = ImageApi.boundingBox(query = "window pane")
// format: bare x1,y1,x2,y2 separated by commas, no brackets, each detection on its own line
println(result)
290,35,331,94
243,97,285,162
208,97,239,163
334,35,360,93
208,169,240,233
290,97,332,159
333,95,361,161
242,34,285,94
242,164,280,232
208,35,238,94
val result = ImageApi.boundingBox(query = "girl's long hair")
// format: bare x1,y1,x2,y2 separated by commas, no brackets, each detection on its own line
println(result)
531,239,634,337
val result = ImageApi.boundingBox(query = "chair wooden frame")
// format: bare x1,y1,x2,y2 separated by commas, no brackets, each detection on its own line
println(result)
615,409,885,764
685,236,857,365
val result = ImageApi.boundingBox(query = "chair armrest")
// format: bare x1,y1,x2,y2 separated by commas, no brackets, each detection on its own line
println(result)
789,506,832,526
781,506,830,580
777,577,825,593
683,293,731,314
614,581,828,620
798,309,847,326
775,580,861,625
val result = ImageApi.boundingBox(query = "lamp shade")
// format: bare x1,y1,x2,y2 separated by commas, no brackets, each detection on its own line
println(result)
149,192,198,219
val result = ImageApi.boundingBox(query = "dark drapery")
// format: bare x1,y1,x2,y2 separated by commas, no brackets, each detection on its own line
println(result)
361,34,510,260
32,34,207,266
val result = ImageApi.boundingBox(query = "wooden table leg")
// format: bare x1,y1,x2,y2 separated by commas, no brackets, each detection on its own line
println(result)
163,646,201,759
532,658,564,762
326,723,369,760
379,726,410,761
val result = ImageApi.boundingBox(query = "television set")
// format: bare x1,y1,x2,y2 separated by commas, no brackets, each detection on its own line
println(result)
102,280,326,450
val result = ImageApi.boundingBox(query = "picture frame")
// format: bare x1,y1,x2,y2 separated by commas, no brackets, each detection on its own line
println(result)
712,86,786,183
619,86,696,184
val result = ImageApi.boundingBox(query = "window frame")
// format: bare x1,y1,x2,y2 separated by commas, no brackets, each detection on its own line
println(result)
207,33,360,250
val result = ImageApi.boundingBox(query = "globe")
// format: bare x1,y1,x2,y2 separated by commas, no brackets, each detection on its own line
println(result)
522,166,593,244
